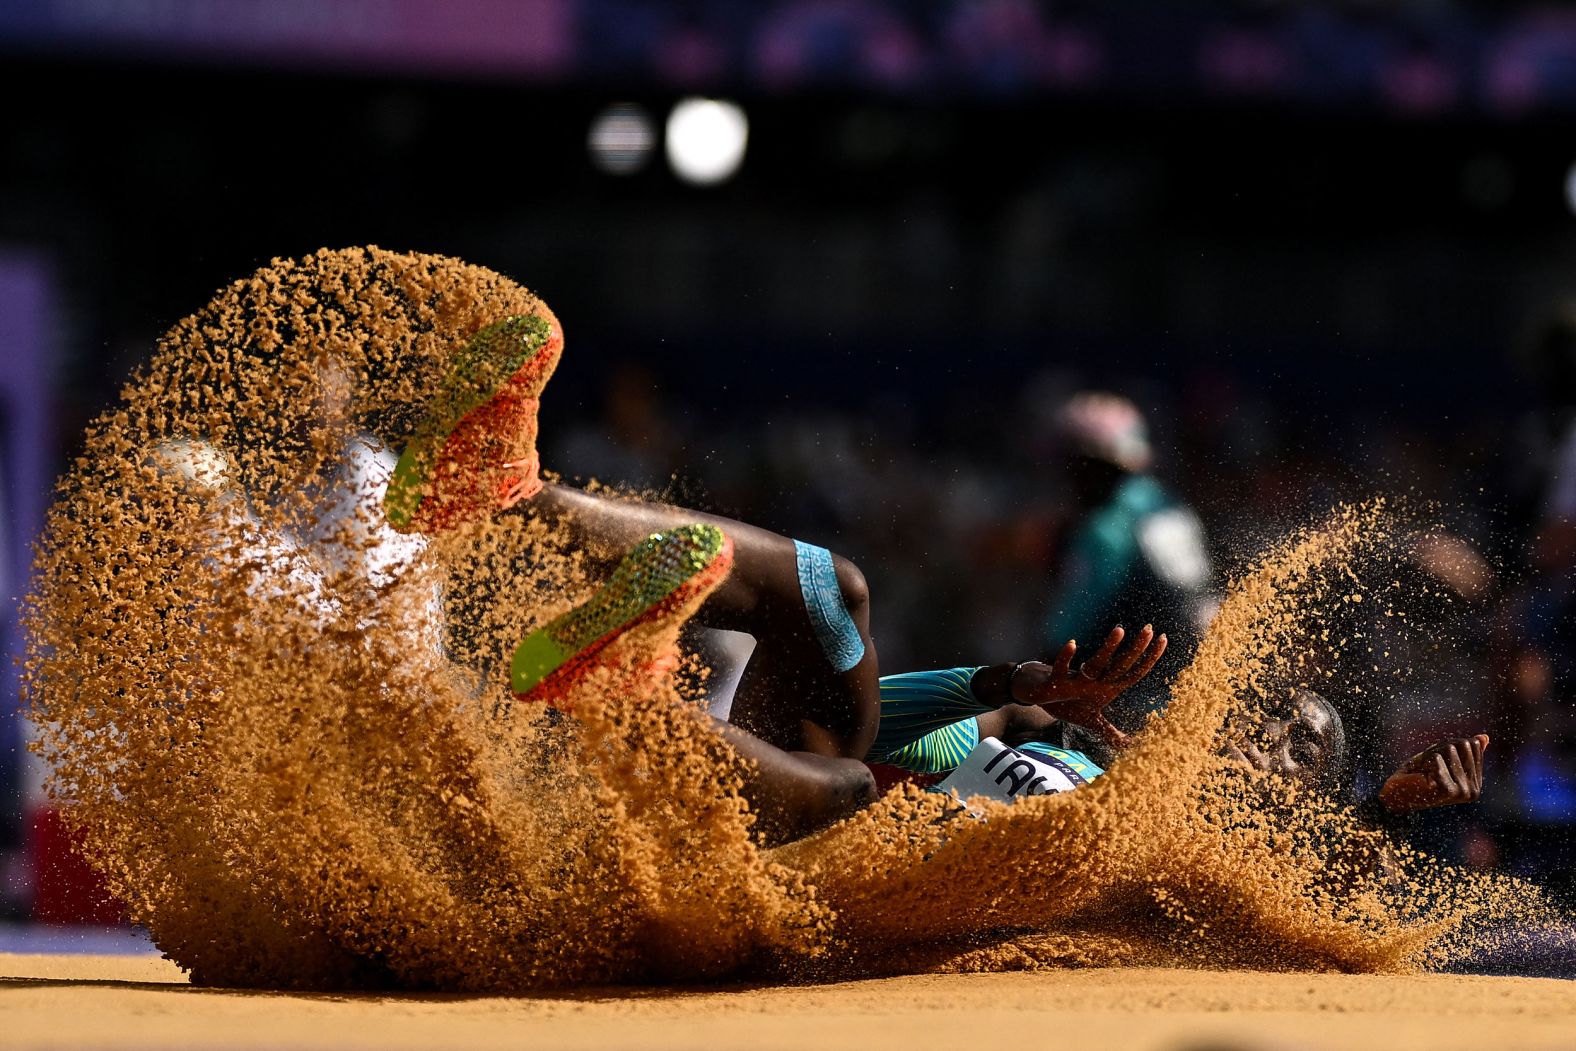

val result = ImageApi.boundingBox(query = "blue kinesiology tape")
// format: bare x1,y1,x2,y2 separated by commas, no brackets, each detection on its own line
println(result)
793,540,866,673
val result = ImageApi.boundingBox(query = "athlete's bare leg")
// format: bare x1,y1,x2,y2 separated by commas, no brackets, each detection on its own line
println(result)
712,720,878,846
523,483,881,760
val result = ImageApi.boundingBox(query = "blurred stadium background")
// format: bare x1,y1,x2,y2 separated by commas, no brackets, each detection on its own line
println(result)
3,0,1576,934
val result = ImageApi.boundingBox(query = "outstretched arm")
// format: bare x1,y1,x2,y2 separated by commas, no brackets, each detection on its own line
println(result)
970,625,1167,749
1376,735,1489,815
1312,735,1491,894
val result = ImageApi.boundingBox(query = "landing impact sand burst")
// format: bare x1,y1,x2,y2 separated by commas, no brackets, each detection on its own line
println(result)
22,247,1566,990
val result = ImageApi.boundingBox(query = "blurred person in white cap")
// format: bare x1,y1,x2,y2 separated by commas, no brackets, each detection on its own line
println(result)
1041,392,1217,729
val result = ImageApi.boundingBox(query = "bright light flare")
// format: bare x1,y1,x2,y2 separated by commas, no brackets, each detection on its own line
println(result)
665,98,748,186
588,103,655,175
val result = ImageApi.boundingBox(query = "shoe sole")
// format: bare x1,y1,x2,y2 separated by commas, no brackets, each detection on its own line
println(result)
511,524,734,705
385,312,560,532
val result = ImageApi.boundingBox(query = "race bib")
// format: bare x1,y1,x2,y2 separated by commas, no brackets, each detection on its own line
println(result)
933,737,1090,806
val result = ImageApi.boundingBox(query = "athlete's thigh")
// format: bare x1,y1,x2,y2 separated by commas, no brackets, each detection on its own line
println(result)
725,637,817,751
712,718,877,846
725,629,879,760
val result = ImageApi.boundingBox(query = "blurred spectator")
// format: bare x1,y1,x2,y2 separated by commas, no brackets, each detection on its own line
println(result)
1039,392,1217,728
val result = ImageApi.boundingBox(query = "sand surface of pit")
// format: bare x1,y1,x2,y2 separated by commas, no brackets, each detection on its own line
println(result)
4,953,1575,1051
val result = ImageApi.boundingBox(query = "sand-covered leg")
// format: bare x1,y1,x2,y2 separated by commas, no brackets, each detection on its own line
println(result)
511,524,735,708
385,311,564,535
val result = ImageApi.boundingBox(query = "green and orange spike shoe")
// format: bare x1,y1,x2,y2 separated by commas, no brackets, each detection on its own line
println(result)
511,524,734,707
385,310,564,534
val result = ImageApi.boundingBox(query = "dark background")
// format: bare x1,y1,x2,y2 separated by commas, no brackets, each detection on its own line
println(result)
4,0,1576,919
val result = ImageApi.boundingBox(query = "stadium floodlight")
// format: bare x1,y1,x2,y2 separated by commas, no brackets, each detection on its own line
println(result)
588,103,655,175
665,98,748,186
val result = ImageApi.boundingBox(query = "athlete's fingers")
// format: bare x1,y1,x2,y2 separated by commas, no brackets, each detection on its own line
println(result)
1446,742,1473,800
1050,640,1076,681
1444,743,1471,800
1114,633,1168,689
1431,753,1455,799
1236,738,1265,768
499,477,530,505
1459,739,1480,797
1094,713,1131,751
1109,624,1156,676
1402,745,1433,776
1227,734,1269,772
1080,626,1125,679
1105,624,1147,675
1466,738,1485,798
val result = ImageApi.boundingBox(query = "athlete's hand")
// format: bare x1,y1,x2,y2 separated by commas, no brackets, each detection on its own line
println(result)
1377,735,1488,814
1009,625,1168,749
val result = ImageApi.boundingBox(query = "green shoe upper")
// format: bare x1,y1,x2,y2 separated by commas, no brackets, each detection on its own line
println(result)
385,313,555,529
510,524,727,696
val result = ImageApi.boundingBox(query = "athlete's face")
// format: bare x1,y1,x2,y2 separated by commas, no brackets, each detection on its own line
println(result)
1223,691,1341,788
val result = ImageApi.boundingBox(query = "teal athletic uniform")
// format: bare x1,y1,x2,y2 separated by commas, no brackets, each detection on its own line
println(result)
1040,472,1210,727
1042,474,1209,650
1042,473,1212,724
867,666,1104,782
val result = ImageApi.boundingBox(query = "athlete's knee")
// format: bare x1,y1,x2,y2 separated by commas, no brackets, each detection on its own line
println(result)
818,758,878,816
831,555,870,616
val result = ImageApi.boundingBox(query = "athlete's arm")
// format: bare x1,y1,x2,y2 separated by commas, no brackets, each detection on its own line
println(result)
969,625,1167,748
973,703,1061,745
1376,735,1489,814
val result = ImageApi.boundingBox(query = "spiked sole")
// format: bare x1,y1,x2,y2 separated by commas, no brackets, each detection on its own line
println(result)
385,313,558,532
511,524,734,705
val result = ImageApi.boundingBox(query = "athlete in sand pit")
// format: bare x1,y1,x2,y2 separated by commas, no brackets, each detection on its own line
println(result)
869,668,1489,825
382,313,1172,843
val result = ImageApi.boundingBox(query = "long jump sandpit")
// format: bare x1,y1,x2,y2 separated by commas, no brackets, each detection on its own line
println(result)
5,953,1575,1051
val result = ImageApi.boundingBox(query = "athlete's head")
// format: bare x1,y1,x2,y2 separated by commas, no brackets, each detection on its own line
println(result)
1055,392,1152,472
1054,392,1152,507
1224,688,1349,791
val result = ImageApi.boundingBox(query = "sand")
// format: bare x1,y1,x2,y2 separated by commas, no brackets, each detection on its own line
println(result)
5,953,1575,1051
21,247,1573,995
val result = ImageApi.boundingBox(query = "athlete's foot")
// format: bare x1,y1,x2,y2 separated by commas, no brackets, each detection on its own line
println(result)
510,524,735,708
384,311,563,534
